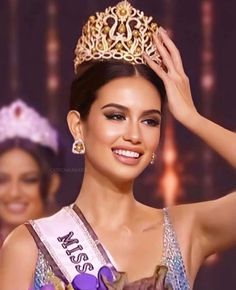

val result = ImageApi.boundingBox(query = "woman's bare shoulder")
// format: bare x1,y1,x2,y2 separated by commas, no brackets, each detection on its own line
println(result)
1,224,38,255
0,225,38,289
167,202,203,220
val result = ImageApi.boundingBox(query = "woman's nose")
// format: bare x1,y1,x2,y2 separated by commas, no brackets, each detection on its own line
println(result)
8,182,21,198
122,122,141,144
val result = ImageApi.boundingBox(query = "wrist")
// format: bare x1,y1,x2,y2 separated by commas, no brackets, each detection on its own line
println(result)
182,111,207,134
177,109,201,127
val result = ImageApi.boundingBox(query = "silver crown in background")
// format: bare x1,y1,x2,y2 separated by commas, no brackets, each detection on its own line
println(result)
74,1,162,73
0,100,58,153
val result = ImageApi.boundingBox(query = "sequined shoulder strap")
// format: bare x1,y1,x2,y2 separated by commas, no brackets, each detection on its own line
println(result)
161,208,191,290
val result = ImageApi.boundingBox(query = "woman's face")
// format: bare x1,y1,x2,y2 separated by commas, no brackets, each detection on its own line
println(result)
80,76,162,182
0,148,44,227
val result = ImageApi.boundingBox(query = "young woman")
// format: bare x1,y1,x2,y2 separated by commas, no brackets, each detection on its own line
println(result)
0,2,235,290
0,100,61,247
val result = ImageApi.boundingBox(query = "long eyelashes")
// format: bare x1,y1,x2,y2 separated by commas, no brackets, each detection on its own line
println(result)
104,113,160,127
143,119,160,127
104,113,125,121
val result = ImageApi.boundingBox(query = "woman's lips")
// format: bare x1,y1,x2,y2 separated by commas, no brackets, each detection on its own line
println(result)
112,149,142,165
4,202,28,214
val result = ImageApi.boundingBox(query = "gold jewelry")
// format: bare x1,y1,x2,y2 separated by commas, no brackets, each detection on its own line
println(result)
72,139,85,154
74,1,162,73
150,152,156,164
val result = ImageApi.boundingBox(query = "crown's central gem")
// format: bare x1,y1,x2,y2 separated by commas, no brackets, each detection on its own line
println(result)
14,106,22,118
120,8,127,16
116,1,131,19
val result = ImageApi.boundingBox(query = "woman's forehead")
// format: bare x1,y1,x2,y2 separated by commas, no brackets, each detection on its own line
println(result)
95,76,162,108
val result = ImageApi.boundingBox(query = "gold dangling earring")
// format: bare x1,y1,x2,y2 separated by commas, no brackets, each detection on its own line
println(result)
72,139,85,154
150,152,156,164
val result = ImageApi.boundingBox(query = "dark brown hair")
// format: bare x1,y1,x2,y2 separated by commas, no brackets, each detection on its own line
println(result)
70,60,166,120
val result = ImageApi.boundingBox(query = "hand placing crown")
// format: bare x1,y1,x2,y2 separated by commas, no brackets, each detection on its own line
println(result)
0,100,58,153
74,1,162,73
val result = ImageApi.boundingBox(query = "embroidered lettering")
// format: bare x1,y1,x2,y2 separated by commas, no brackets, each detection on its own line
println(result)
57,232,94,272
75,262,94,273
70,253,88,264
66,244,83,256
57,231,79,248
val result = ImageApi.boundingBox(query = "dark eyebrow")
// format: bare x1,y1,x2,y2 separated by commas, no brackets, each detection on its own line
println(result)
141,109,161,117
101,103,128,111
101,103,161,116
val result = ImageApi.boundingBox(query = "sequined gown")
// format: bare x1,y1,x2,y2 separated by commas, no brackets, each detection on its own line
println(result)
27,207,190,290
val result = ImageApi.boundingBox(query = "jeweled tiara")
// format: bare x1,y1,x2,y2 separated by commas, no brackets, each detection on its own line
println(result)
74,1,162,73
0,100,58,153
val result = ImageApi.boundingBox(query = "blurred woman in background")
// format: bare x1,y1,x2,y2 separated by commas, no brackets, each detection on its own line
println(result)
0,99,61,246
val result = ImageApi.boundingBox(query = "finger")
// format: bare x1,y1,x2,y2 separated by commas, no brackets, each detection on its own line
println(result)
159,27,185,74
153,33,176,75
143,53,168,83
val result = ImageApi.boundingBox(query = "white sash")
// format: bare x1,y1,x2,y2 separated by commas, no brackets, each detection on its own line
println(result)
29,205,114,282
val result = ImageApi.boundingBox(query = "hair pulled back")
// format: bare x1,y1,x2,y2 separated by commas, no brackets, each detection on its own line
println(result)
70,60,166,120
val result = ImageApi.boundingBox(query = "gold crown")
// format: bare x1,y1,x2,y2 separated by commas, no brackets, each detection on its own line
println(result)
74,1,162,73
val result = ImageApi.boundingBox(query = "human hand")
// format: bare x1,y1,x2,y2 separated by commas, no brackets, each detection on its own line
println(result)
144,27,198,124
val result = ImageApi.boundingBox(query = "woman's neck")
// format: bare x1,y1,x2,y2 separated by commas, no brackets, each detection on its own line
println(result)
75,171,139,228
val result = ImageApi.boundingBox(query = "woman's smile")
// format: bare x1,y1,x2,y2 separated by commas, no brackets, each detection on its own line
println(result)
112,148,142,165
2,201,29,215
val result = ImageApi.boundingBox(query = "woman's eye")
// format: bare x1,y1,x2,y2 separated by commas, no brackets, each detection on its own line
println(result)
105,113,126,121
143,119,160,127
22,177,40,184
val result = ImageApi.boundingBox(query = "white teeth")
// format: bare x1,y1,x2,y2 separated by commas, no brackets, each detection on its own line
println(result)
113,149,140,158
6,203,27,211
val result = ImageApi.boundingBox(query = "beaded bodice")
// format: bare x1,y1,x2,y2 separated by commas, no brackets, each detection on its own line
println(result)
31,207,190,290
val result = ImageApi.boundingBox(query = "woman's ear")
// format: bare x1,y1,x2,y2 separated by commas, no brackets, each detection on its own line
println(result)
67,110,84,140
